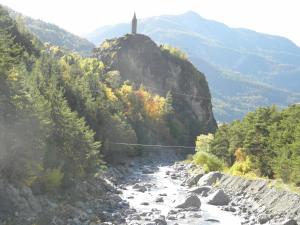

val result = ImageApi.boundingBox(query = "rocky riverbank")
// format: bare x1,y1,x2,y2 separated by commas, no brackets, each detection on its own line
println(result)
1,160,299,225
0,166,132,225
172,162,300,225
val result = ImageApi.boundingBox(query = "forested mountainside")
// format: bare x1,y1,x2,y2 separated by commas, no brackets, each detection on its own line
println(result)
0,4,214,192
87,11,300,121
6,6,95,56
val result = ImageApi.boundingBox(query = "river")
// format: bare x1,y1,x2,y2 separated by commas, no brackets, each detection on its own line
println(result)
121,164,242,225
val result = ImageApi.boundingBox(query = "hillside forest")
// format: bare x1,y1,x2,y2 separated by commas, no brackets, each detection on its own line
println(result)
194,105,300,186
0,6,178,191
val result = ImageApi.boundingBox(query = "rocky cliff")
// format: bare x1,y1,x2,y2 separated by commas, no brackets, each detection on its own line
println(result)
94,34,217,146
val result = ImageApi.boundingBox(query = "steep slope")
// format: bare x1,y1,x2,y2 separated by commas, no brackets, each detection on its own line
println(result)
6,6,95,56
87,11,300,121
93,34,217,143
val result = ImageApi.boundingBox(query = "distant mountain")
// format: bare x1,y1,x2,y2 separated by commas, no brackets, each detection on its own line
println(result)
86,11,300,121
6,6,95,56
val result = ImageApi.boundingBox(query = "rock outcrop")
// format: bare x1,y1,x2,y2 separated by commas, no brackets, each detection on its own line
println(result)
94,34,217,147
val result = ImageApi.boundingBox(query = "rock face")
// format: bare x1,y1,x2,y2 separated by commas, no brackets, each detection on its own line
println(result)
175,194,201,209
94,34,217,146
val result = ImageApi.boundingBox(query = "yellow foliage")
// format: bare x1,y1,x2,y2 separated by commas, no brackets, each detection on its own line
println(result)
229,156,252,176
7,69,19,81
160,44,188,60
119,83,133,96
104,86,118,102
101,41,111,50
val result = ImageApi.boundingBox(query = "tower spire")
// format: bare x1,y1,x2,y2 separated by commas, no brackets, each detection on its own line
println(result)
132,12,137,34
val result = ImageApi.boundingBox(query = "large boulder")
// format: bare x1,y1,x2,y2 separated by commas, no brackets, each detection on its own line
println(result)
197,172,223,186
175,195,201,209
207,189,230,206
279,219,298,225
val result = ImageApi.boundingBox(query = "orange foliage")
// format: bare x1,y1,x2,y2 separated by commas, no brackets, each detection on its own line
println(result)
135,88,165,120
234,148,247,162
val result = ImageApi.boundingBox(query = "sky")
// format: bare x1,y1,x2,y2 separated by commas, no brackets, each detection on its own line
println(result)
1,0,299,46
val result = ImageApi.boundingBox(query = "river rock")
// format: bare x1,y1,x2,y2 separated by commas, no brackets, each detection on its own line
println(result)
142,167,154,174
185,173,204,187
206,218,220,223
133,183,147,192
281,219,298,225
189,186,211,196
128,214,142,220
155,197,164,203
167,215,176,220
175,194,201,209
207,189,230,205
159,193,167,196
258,214,270,224
176,212,185,219
153,215,167,225
197,171,223,186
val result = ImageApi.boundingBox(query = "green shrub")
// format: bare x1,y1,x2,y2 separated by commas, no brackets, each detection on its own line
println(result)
193,151,223,172
40,168,64,192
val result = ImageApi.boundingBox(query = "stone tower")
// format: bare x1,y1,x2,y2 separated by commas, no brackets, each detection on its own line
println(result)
132,12,137,34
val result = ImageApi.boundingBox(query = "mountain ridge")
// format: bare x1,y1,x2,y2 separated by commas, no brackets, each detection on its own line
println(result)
5,5,95,56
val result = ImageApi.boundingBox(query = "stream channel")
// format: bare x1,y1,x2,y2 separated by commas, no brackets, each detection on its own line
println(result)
121,164,243,225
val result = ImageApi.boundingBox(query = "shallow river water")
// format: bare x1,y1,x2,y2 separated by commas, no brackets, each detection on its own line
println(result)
122,165,242,225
